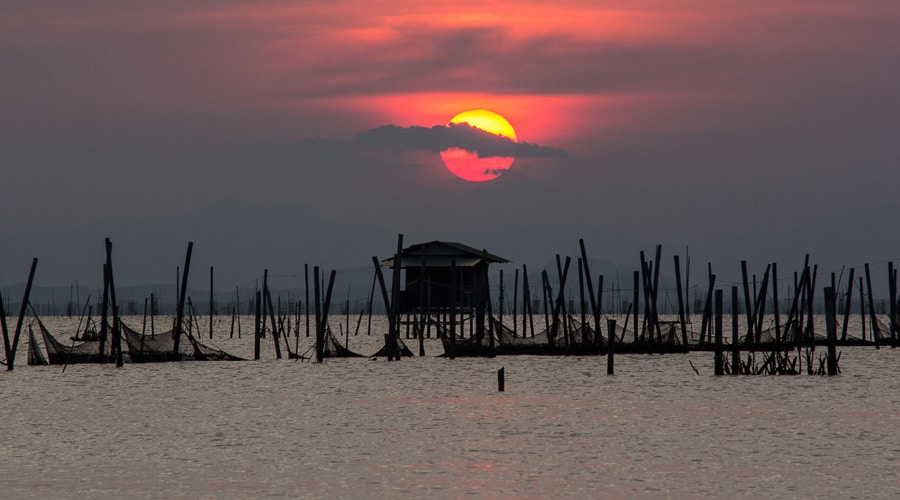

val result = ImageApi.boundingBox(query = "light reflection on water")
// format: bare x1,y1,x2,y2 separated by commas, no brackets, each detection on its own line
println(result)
2,315,899,498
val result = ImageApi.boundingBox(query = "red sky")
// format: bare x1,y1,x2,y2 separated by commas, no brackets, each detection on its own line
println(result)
2,0,899,286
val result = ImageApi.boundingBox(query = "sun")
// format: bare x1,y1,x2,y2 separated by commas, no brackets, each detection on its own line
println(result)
440,109,517,182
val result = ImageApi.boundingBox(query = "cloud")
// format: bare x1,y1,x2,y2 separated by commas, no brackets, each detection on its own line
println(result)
352,123,568,159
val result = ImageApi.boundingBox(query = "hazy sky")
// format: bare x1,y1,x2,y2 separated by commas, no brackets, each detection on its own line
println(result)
2,1,899,291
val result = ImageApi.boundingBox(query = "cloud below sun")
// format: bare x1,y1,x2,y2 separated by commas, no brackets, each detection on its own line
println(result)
352,123,568,159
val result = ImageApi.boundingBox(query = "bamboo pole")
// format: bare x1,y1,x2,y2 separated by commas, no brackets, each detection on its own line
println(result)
577,259,587,345
262,270,282,359
449,259,457,359
699,267,716,345
889,262,897,346
772,263,782,346
388,235,403,360
173,242,193,357
825,287,838,375
522,265,534,338
99,261,110,361
579,239,601,346
806,264,817,348
484,265,495,356
652,245,663,343
254,290,261,360
371,256,393,357
632,271,639,344
304,264,310,337
104,239,124,367
418,246,426,356
6,258,38,370
752,265,770,345
741,260,754,347
209,266,214,340
731,286,740,375
513,268,519,338
714,289,723,376
674,255,688,351
1,289,10,367
607,319,615,374
840,268,855,342
865,264,880,347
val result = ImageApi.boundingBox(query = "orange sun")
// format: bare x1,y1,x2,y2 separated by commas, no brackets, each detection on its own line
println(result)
440,109,517,182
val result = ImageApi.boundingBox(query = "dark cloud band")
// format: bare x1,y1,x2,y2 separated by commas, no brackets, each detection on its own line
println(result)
353,123,568,159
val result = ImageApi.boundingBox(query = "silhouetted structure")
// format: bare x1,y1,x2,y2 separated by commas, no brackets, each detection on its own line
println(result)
381,241,509,314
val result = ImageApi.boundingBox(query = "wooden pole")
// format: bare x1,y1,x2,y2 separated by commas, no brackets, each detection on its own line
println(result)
577,259,587,345
597,275,605,339
731,286,740,375
209,266,214,339
865,263,879,347
265,286,286,359
513,268,519,338
806,265,817,349
553,256,571,348
484,266,495,356
320,270,337,358
700,269,716,345
542,271,551,341
371,256,392,327
741,260,754,348
142,297,149,338
674,255,688,351
889,262,897,346
1,289,10,367
714,289,724,376
497,367,505,392
607,319,615,375
418,246,426,356
825,287,838,375
859,276,866,342
99,261,110,361
579,239,601,346
389,234,404,360
522,265,534,338
752,265,770,344
840,268,855,342
314,266,323,362
305,264,311,337
652,245,663,343
772,263,782,346
253,290,261,360
263,270,282,359
639,252,651,343
632,271,640,344
499,268,505,346
449,259,457,359
173,242,193,357
6,258,38,370
105,239,123,367
366,271,376,336
230,305,236,339
150,292,156,337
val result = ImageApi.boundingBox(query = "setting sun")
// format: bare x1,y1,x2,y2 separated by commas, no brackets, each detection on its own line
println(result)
440,109,517,182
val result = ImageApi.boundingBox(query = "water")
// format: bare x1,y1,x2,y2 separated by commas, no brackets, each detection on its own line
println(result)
3,315,900,498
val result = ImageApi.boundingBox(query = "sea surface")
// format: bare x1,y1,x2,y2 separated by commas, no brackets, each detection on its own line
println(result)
2,314,899,498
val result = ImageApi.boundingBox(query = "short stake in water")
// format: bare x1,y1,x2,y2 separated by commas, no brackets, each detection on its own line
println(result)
498,367,505,392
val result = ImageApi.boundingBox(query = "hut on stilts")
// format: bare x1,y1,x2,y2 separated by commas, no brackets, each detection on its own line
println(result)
380,241,509,357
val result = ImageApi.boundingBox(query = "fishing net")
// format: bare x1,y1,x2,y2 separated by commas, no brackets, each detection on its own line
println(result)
121,322,244,362
33,316,108,364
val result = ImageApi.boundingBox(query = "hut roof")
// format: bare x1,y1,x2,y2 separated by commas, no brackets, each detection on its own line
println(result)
381,241,510,268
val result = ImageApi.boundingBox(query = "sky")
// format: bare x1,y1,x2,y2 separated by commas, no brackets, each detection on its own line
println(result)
2,1,899,296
